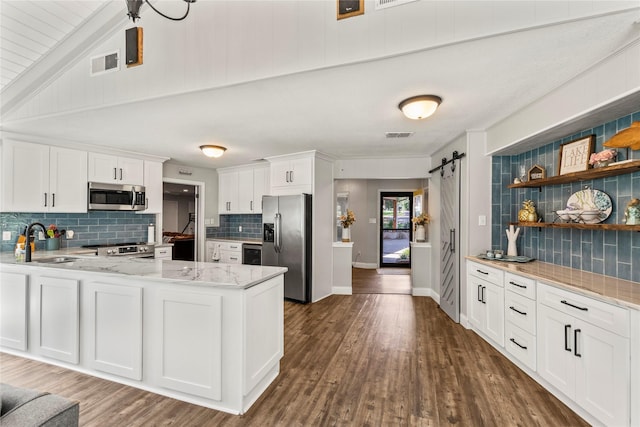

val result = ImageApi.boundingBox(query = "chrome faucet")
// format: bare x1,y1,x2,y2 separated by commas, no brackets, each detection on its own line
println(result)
24,222,46,262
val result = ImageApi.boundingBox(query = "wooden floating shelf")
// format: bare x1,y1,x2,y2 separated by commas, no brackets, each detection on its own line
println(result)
507,160,640,189
510,222,640,231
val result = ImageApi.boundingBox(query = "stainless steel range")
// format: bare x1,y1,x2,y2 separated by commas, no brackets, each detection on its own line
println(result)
83,242,155,258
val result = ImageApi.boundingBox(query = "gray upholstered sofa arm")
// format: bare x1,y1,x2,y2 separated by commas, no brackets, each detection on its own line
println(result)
1,383,79,426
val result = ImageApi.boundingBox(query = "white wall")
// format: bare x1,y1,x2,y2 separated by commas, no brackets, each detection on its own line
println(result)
486,38,640,153
312,156,334,302
335,157,431,179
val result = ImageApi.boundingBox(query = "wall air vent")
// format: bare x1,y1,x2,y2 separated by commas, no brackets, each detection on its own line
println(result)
90,51,119,76
375,0,418,10
386,132,414,138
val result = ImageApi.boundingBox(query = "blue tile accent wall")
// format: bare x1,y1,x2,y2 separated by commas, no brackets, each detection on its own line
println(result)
206,214,262,240
0,212,155,252
492,111,640,282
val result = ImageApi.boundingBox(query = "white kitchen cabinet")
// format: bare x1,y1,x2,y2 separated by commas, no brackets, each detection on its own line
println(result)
467,261,504,347
537,282,630,426
141,160,163,214
218,170,239,214
85,282,143,380
1,140,87,212
34,276,79,364
504,272,537,371
154,245,173,259
268,155,313,195
88,152,144,185
0,272,28,351
219,165,269,214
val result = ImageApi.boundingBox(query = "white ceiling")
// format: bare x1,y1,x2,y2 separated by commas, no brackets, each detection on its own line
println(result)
1,1,640,169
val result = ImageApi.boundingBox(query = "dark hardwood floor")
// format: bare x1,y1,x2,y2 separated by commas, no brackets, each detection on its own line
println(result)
1,291,587,426
352,267,411,294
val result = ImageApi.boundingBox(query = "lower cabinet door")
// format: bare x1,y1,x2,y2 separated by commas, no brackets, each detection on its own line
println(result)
156,290,222,400
0,272,28,351
537,304,576,399
575,321,629,427
484,281,504,346
36,276,79,364
86,282,143,380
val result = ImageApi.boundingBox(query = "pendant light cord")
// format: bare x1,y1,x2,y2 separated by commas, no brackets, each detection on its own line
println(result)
144,0,191,21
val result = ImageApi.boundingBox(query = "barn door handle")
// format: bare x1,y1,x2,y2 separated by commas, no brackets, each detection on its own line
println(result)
450,229,455,253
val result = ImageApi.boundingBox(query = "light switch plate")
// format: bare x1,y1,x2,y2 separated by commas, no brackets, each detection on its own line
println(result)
369,218,377,224
478,215,487,226
2,231,11,241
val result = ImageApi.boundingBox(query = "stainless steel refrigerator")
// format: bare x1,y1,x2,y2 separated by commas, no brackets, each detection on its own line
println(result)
262,194,312,303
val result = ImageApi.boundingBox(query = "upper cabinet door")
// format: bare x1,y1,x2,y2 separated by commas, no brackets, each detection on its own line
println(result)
237,169,254,214
1,141,49,212
49,147,88,213
252,166,269,213
88,153,144,185
141,161,163,214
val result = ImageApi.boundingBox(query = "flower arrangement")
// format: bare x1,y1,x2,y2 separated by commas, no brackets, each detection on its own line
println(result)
589,149,616,165
340,209,356,228
46,224,64,239
412,213,431,226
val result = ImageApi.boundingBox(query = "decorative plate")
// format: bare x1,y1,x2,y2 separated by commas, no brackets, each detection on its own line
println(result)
566,189,612,223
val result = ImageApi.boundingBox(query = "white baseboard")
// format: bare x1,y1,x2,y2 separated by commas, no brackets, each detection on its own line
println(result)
352,262,377,269
411,288,431,297
332,287,352,295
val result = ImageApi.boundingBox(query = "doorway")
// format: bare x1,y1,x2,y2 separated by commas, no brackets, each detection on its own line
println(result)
162,180,203,261
379,192,413,268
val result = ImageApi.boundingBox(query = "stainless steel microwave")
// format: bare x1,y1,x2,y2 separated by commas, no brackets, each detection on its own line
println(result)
88,182,146,211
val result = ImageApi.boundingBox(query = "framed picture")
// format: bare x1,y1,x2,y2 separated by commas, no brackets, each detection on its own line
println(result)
337,0,364,20
558,135,595,175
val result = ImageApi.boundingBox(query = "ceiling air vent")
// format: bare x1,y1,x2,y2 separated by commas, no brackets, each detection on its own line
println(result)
375,0,418,10
386,132,414,138
90,51,119,76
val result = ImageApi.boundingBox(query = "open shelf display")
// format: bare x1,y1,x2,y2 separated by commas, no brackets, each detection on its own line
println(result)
507,160,640,189
507,159,640,231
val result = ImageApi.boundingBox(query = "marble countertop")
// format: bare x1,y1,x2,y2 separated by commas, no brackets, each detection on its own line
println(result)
207,237,262,244
467,256,640,310
1,251,286,289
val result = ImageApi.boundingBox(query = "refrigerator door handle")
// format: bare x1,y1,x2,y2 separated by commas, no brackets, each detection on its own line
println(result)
275,213,282,253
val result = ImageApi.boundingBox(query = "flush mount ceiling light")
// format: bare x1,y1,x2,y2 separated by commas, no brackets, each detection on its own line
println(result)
398,95,442,120
126,0,196,23
200,145,227,158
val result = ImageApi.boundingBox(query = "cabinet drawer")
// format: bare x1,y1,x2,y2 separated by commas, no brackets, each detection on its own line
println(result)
504,272,536,300
537,282,629,337
467,261,503,286
505,322,536,371
210,241,242,252
154,247,172,259
505,291,536,335
220,250,241,264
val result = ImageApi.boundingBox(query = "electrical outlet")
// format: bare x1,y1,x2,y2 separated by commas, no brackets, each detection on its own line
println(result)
238,225,242,232
66,230,75,239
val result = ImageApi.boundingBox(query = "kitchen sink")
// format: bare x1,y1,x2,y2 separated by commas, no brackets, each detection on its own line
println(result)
32,256,79,264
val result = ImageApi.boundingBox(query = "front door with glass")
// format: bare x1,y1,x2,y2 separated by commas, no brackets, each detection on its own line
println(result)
379,192,413,267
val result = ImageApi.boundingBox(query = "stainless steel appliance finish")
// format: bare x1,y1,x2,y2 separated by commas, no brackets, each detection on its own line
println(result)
262,194,312,303
242,243,262,265
83,242,154,258
88,182,146,211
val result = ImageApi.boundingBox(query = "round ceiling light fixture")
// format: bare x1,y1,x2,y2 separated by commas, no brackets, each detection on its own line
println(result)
200,145,227,158
398,95,442,120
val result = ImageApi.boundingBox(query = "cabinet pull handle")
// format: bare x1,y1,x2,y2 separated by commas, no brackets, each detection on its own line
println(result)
509,281,526,289
509,338,527,350
44,193,47,207
285,171,290,182
230,257,238,260
250,200,253,211
564,324,572,352
509,306,527,316
574,329,582,357
476,269,488,275
52,193,55,207
120,168,123,180
477,284,482,302
290,170,294,182
481,286,486,304
114,168,117,180
561,300,588,311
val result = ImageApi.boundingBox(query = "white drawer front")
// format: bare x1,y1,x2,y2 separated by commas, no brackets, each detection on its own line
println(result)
467,261,503,287
504,272,536,300
505,291,536,335
220,250,241,264
537,282,629,337
209,241,242,252
505,322,536,371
